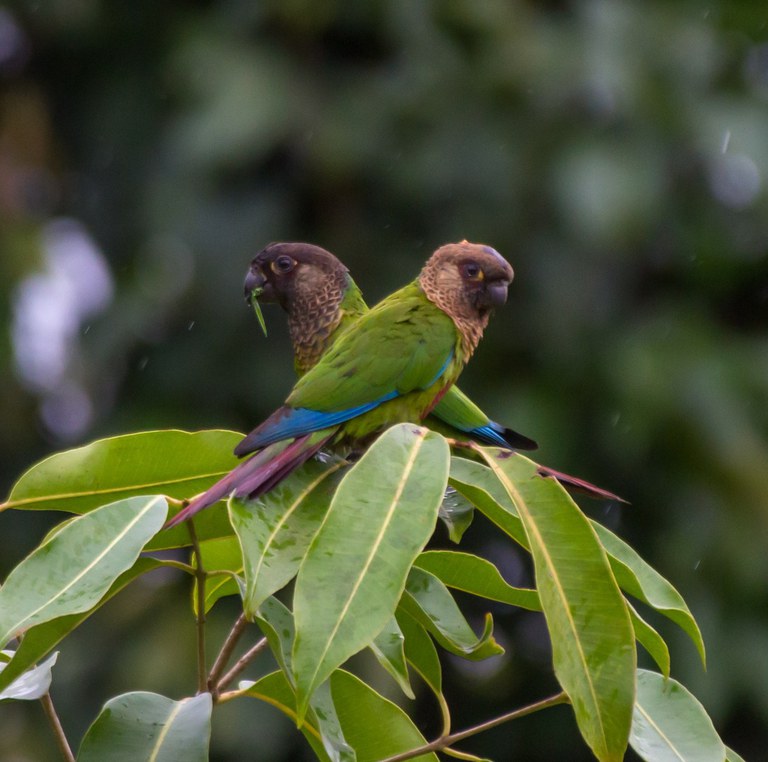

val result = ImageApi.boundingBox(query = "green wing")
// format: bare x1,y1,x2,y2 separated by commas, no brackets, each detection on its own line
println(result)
287,283,458,413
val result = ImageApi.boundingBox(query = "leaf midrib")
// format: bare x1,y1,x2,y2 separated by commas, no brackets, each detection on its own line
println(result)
483,455,608,755
0,496,165,645
302,433,426,700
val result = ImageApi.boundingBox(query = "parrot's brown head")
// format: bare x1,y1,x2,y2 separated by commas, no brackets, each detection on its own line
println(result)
245,242,358,375
244,242,349,314
419,241,514,355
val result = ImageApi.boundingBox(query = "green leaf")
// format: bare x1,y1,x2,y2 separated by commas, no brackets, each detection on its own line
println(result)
1,429,240,513
414,550,540,611
448,456,528,547
396,611,442,698
77,691,212,762
630,669,725,762
438,486,474,543
0,429,243,550
329,670,438,762
254,599,353,762
628,603,670,679
230,458,344,617
292,424,449,721
255,596,296,678
370,617,414,699
0,557,165,694
0,650,57,701
453,456,704,669
479,448,635,762
401,567,503,660
244,670,439,762
592,522,706,666
193,535,242,615
0,496,167,648
241,671,332,762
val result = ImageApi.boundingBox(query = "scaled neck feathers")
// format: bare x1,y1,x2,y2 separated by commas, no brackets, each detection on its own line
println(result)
417,267,488,359
289,271,364,376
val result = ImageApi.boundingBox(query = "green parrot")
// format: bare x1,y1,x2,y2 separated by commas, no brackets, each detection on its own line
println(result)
242,242,622,502
244,241,537,449
166,241,515,527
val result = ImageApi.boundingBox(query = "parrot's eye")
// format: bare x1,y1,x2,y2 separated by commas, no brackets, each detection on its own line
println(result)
272,256,295,274
461,262,483,280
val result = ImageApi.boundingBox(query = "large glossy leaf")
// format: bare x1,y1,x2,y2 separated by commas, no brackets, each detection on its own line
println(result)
0,557,164,694
292,424,449,721
453,455,703,670
193,535,242,615
230,458,344,617
401,567,503,660
479,448,635,762
244,670,439,762
592,523,706,666
630,669,725,762
1,429,241,513
0,496,167,648
414,550,540,611
77,691,212,762
0,651,57,701
0,429,241,549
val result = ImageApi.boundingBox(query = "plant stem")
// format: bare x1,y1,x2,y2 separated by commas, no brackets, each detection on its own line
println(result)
40,693,75,762
216,637,268,693
208,613,247,698
379,691,569,762
187,520,207,694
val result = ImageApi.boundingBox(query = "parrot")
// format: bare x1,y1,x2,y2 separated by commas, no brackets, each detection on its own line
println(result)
241,242,623,503
244,241,537,450
166,241,516,528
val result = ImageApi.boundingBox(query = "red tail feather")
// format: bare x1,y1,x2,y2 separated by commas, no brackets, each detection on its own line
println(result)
537,466,627,503
164,433,332,529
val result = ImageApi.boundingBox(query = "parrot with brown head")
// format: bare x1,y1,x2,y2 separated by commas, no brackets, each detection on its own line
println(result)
167,241,517,527
240,242,623,503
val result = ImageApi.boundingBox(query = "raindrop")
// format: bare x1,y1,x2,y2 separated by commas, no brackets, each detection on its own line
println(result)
188,320,196,331
138,356,149,371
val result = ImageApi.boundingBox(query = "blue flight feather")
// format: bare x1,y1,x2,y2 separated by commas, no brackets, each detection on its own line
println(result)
466,423,510,447
238,390,399,452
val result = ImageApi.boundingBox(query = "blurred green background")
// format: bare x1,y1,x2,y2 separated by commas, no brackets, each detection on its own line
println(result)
1,1,767,759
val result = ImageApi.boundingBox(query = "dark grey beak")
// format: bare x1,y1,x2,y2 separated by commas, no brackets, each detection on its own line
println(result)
244,267,267,303
485,280,510,308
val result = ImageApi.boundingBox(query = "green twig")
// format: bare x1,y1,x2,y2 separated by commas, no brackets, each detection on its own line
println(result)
208,613,247,699
187,520,207,694
379,691,569,762
40,692,75,762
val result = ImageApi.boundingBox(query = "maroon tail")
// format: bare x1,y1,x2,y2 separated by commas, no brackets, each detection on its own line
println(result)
164,433,332,528
537,466,627,503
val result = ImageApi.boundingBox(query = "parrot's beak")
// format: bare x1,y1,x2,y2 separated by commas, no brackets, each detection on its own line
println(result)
244,267,267,304
483,279,510,308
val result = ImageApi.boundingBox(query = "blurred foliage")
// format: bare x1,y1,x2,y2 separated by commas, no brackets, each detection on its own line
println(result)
1,0,767,759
